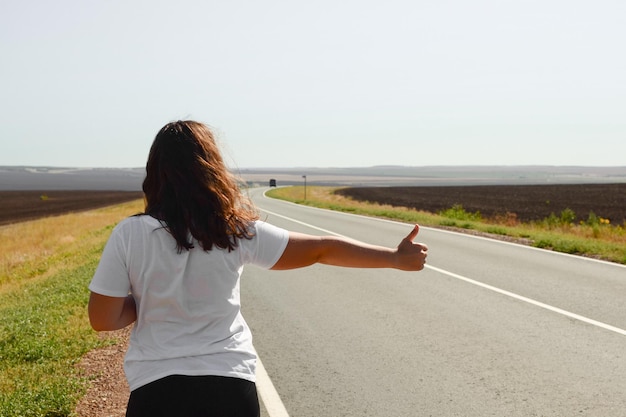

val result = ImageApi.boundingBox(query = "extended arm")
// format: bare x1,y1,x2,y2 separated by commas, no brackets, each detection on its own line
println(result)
271,224,427,271
88,293,137,331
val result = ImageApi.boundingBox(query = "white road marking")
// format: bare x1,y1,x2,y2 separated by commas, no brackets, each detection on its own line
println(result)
261,208,348,237
261,189,626,269
254,208,342,416
425,264,626,336
255,205,626,416
261,207,626,337
256,358,291,417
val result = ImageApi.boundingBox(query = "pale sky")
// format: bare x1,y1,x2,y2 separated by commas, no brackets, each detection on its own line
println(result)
1,0,625,168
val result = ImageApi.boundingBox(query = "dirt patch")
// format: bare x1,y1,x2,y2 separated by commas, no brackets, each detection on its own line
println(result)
74,328,131,417
336,183,626,225
0,190,144,226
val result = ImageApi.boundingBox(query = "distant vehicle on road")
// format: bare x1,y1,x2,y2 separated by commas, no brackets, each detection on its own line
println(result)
269,179,277,187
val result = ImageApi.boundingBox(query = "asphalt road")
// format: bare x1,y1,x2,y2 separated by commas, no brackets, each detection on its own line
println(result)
242,188,626,417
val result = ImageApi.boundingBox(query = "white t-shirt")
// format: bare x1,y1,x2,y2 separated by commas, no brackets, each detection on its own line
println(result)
89,215,289,391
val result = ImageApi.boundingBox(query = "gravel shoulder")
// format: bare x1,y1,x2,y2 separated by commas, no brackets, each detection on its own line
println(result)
74,328,131,417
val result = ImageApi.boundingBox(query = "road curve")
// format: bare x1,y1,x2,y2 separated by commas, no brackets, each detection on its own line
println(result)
242,187,626,417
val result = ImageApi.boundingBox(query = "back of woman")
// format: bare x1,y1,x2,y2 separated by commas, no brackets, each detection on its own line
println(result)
88,120,428,417
91,214,288,392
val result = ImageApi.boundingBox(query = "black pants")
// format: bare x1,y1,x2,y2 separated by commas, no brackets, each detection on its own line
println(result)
126,375,260,417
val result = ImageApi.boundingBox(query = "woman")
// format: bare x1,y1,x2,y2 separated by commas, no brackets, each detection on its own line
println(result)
88,120,428,417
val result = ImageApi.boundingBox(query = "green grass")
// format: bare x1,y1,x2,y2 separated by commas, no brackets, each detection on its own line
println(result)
0,201,140,417
0,244,109,417
266,186,626,265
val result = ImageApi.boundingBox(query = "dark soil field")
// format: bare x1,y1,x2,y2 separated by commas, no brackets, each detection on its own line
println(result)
336,183,626,225
3,184,625,227
0,190,144,226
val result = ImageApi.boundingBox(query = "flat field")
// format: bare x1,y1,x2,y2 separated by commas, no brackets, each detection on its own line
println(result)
2,184,625,227
0,190,144,226
336,183,626,225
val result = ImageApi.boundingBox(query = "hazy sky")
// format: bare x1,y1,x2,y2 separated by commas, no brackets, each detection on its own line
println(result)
1,0,625,168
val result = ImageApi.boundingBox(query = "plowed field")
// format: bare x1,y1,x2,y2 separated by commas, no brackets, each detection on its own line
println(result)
3,184,625,227
0,190,144,226
336,183,626,225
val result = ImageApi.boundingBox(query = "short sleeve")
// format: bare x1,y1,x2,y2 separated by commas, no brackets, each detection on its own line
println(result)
89,223,132,297
241,221,289,269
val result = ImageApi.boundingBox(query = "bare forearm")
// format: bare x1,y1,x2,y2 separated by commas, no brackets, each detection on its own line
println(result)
272,228,427,271
316,236,398,268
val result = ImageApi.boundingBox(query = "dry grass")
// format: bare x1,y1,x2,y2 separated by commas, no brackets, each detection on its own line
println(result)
269,185,441,223
267,186,626,264
0,199,144,291
0,198,145,416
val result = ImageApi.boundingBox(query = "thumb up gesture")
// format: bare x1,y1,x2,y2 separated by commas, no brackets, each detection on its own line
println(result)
395,225,428,271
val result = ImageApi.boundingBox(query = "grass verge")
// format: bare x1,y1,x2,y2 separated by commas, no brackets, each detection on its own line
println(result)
0,199,144,417
266,186,626,265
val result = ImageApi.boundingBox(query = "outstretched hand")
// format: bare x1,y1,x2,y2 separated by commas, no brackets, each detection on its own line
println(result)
395,224,428,271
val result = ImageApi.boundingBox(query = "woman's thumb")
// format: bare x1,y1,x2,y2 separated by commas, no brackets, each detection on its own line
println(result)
404,224,420,242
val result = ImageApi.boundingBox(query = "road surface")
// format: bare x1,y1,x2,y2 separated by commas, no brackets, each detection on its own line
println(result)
242,188,626,417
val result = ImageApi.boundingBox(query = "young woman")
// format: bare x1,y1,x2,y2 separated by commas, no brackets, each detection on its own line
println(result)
88,120,428,417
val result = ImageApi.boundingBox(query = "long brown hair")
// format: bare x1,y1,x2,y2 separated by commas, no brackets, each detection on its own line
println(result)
142,120,259,252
